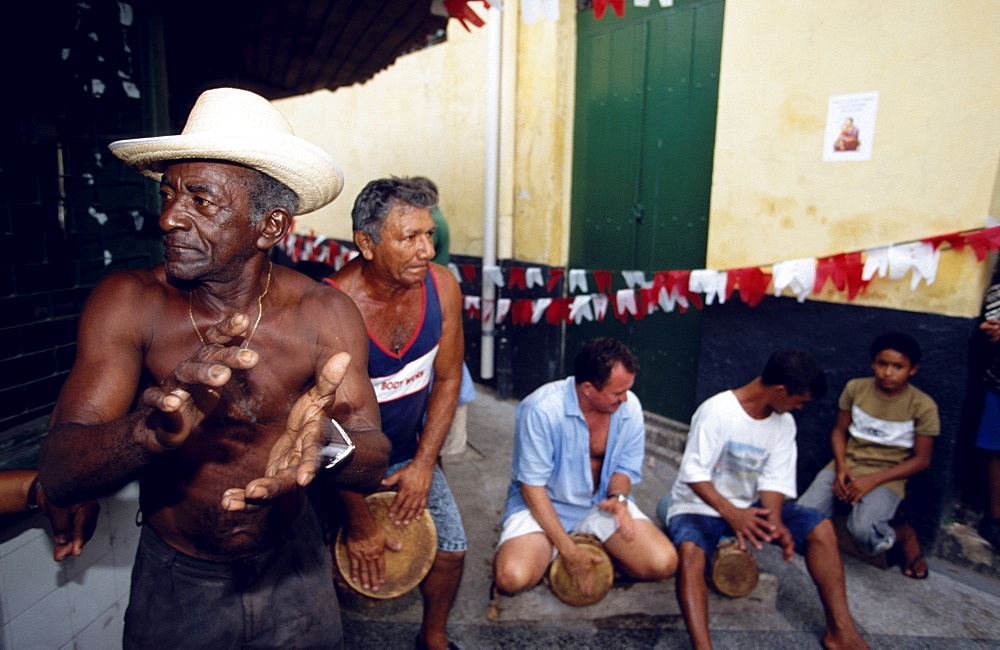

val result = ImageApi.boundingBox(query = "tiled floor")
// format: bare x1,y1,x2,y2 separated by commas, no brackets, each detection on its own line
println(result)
0,482,139,649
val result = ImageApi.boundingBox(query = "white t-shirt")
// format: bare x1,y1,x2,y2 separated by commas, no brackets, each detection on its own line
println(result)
667,390,798,520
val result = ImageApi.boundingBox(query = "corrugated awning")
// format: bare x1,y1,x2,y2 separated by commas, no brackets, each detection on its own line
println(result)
163,0,448,101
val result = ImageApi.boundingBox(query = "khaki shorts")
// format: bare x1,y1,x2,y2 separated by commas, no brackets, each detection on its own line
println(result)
498,502,651,553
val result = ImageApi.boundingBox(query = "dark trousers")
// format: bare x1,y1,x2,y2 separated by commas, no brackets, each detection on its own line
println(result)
124,507,342,649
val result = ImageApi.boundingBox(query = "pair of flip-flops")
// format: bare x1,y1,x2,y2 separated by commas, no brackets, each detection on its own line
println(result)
901,553,929,580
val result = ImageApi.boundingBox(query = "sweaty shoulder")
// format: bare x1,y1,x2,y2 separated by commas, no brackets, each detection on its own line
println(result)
280,266,367,345
429,262,461,301
84,267,170,323
281,266,362,319
92,266,167,297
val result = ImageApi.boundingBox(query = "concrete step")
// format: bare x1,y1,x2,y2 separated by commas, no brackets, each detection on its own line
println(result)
487,574,777,622
643,410,689,480
934,520,1000,582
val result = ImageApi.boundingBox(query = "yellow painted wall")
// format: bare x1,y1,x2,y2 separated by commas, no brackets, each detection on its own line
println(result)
274,19,491,255
510,0,577,266
708,0,1000,318
274,2,577,269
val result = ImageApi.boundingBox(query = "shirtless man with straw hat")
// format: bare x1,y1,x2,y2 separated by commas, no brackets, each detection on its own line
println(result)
39,87,390,648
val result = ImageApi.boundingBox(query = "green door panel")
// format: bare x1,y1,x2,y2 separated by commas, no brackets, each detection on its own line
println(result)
571,25,646,271
569,0,724,421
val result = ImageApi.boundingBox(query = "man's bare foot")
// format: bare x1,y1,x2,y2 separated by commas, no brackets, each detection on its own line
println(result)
894,524,928,579
823,627,870,649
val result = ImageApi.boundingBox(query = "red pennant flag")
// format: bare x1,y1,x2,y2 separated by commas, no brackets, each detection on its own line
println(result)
921,232,966,251
443,0,489,32
461,264,476,283
593,270,612,294
814,256,843,294
966,226,1000,261
728,268,771,307
546,298,571,325
593,0,625,20
840,252,868,300
609,293,629,323
652,271,670,293
508,267,527,290
665,270,704,310
547,268,564,293
511,299,533,325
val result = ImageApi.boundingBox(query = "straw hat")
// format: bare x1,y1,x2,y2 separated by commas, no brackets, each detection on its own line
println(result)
108,88,343,214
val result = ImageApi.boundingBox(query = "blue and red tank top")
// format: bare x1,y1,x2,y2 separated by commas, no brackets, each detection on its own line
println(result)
324,272,441,464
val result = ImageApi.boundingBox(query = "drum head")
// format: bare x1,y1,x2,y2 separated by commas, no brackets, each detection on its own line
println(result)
334,491,437,599
710,538,759,598
547,534,614,607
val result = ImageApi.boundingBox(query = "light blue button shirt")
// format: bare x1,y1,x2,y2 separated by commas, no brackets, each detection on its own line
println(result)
502,376,645,531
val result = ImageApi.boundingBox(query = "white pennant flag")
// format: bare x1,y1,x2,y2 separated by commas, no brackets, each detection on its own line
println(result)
569,295,594,324
888,242,941,290
615,289,638,317
622,270,646,289
448,263,462,284
592,294,609,321
531,298,552,323
496,298,511,324
482,265,505,288
525,267,545,289
862,246,890,281
689,270,728,305
772,258,816,303
463,296,481,313
568,269,589,294
521,0,559,24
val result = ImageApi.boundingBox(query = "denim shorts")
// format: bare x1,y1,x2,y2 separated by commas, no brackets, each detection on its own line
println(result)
386,460,467,552
977,389,1000,451
668,501,827,558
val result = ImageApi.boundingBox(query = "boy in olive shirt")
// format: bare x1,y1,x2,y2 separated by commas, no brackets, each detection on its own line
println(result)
799,332,939,579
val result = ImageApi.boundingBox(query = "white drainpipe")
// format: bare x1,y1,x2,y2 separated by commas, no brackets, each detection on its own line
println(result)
480,5,502,380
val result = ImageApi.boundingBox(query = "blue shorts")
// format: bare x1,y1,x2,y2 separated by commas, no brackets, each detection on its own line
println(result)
386,460,467,552
668,502,827,559
977,389,1000,451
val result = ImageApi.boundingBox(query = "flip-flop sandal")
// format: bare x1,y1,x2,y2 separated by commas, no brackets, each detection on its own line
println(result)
901,553,929,580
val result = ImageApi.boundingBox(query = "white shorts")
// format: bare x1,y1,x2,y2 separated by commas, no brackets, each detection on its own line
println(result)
498,502,652,553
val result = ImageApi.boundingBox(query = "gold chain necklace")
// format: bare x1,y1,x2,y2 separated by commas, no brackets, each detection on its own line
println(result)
188,261,273,349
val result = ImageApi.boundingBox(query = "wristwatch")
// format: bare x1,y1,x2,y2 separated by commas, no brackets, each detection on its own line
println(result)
607,492,627,503
320,418,356,470
25,476,41,511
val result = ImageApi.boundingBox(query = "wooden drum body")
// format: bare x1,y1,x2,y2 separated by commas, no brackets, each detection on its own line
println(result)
333,491,437,599
547,532,614,607
710,537,759,598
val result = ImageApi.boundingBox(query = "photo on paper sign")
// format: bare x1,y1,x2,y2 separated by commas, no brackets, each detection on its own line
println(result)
822,91,879,162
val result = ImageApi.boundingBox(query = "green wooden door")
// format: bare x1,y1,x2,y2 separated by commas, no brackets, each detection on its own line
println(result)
568,0,724,421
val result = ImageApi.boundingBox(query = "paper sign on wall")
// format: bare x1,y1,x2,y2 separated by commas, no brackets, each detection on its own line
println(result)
822,91,879,162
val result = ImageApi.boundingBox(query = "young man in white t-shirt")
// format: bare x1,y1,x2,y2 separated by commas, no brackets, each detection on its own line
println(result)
665,349,868,650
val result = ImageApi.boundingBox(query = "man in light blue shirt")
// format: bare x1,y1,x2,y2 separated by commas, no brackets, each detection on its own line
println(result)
492,338,677,598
